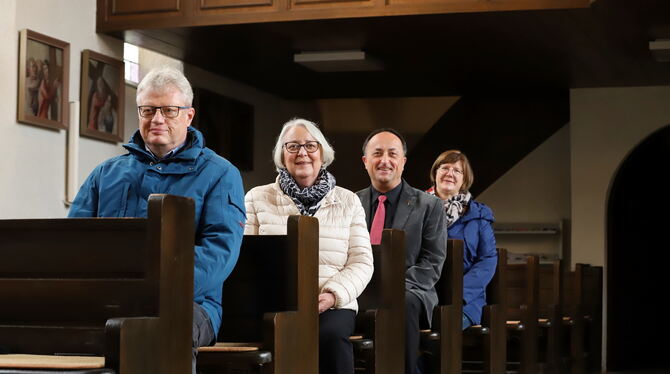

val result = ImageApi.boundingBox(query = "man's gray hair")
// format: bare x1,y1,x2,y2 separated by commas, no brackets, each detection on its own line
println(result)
136,66,194,105
272,118,335,171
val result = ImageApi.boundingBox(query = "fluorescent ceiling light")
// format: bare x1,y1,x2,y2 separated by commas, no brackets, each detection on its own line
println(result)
294,50,384,72
649,39,670,62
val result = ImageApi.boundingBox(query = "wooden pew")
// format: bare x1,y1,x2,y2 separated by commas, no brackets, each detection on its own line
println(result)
420,239,464,374
561,264,586,374
561,263,602,374
505,255,540,374
462,248,507,374
538,259,563,374
197,215,319,374
584,265,603,373
0,194,194,374
352,229,406,374
580,265,603,373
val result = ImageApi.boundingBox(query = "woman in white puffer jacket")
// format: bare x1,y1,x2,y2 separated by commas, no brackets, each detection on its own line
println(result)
244,117,374,374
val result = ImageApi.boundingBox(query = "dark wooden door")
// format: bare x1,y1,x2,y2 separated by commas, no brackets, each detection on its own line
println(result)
607,125,670,372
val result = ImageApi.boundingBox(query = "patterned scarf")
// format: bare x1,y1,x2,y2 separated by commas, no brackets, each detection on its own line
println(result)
278,168,336,216
427,188,472,228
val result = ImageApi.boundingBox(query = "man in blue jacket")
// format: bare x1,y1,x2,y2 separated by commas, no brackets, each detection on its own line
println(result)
69,66,246,373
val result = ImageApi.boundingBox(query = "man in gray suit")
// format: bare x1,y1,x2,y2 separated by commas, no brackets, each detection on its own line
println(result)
356,128,447,374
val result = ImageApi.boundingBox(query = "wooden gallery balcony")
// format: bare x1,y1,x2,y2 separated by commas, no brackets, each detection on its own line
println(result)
97,0,591,30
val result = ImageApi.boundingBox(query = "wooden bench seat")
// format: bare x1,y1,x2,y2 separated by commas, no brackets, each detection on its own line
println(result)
0,355,105,370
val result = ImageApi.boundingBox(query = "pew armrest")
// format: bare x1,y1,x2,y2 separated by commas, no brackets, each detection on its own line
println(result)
105,317,160,374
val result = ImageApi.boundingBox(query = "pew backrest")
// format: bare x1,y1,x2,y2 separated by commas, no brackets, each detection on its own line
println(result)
0,194,194,373
216,215,319,374
354,228,405,374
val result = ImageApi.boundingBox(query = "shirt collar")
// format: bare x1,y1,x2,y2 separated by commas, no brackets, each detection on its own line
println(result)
371,181,403,206
145,141,186,161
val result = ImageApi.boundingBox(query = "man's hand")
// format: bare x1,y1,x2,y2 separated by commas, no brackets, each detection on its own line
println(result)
317,292,336,313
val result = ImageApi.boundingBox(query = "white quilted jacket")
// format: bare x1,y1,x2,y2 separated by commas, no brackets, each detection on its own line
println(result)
244,180,374,312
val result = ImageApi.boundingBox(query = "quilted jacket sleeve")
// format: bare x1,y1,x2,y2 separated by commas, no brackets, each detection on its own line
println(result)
244,188,260,235
322,194,374,308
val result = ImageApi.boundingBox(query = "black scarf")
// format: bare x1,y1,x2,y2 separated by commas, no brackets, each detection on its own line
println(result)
278,168,336,216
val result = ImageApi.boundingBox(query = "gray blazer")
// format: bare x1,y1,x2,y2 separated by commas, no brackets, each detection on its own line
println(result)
357,179,447,325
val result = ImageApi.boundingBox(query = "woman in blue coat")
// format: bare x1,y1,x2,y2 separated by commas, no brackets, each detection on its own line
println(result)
426,150,498,329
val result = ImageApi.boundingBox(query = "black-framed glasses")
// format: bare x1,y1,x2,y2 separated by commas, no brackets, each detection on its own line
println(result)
138,105,191,119
284,141,320,153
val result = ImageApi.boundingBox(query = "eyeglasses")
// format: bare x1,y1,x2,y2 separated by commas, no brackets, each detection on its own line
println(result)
439,165,463,176
284,141,320,153
138,105,191,119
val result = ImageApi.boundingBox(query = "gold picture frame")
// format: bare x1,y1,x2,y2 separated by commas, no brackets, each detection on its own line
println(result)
17,29,70,130
80,49,125,143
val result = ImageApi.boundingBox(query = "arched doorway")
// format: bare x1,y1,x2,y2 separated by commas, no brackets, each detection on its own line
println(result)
607,125,670,372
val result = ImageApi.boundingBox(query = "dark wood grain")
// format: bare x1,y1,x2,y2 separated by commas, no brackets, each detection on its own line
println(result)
198,215,319,374
0,194,194,374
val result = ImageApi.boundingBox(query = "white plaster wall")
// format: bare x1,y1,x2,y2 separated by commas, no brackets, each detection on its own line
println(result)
0,0,125,218
0,0,313,217
477,125,571,257
570,86,670,268
569,85,670,371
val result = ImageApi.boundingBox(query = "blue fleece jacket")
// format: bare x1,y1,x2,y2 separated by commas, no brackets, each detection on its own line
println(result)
68,127,246,334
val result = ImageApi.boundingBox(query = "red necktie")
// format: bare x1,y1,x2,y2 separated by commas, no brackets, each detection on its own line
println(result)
370,195,387,245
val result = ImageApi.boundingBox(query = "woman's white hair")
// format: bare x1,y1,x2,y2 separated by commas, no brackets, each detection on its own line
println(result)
272,118,335,171
136,66,193,105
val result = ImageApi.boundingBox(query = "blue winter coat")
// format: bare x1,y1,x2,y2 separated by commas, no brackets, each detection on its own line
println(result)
68,127,246,334
447,200,498,325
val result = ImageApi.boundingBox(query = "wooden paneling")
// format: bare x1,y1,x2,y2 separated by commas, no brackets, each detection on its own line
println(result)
291,0,375,9
0,220,146,276
112,0,181,14
200,0,274,8
98,0,591,30
385,0,589,12
99,0,188,28
0,279,153,323
196,0,277,16
0,325,105,355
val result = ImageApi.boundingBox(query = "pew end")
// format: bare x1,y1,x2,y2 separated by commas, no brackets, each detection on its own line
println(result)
352,229,406,374
420,239,464,374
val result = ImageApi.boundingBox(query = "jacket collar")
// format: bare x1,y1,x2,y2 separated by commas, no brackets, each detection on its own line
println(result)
391,179,417,230
123,127,204,162
459,200,495,223
359,179,416,228
359,187,372,222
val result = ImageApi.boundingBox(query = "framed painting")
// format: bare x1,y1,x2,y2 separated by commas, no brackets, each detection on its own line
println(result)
17,29,70,130
79,49,125,142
